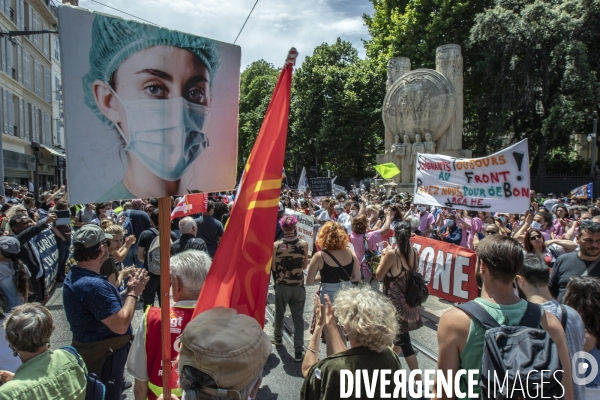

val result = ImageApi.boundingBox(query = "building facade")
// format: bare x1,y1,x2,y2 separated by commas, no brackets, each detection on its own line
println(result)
0,0,65,197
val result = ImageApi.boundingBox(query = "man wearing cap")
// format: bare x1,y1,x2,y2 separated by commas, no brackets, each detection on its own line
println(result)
9,212,58,303
63,224,149,399
170,307,271,400
127,250,212,400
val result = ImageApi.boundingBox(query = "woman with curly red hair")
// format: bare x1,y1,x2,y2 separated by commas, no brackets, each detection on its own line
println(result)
306,222,360,305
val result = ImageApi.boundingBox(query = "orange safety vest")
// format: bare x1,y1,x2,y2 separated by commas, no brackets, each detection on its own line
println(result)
144,304,195,400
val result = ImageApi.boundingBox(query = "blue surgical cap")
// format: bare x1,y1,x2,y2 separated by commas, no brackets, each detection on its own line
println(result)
83,14,221,126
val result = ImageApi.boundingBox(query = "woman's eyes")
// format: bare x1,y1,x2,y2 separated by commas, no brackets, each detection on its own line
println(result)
188,88,205,102
144,83,166,97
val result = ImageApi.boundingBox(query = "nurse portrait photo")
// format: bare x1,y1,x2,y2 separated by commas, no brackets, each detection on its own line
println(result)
58,7,240,203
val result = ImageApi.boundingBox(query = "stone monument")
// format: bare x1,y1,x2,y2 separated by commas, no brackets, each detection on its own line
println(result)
376,44,472,191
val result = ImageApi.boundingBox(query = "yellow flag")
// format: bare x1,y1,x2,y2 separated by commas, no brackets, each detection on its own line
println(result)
374,163,401,179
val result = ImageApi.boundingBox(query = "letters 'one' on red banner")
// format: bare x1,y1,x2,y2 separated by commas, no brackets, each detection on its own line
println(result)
410,236,479,303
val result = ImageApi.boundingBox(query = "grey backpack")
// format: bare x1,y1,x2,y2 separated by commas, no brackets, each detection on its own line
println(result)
147,228,171,275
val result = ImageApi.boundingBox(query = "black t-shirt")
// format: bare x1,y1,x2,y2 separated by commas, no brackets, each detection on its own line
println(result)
549,252,600,301
137,228,178,270
125,209,151,238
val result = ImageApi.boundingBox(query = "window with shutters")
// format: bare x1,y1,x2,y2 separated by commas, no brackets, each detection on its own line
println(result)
16,45,21,83
18,0,24,30
18,98,23,138
42,24,49,58
23,50,29,89
0,1,5,17
37,108,42,143
54,73,60,100
53,36,59,61
2,89,7,134
9,93,15,136
55,117,60,145
1,37,6,74
34,59,40,96
44,112,50,144
24,101,29,139
44,67,50,102
33,13,39,48
15,0,21,30
27,5,32,39
6,40,14,79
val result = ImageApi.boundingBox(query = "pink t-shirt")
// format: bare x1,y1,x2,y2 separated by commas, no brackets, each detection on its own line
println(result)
350,230,382,280
418,213,435,237
469,217,483,249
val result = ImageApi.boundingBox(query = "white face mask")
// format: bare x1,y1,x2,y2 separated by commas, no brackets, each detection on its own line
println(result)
350,210,358,217
417,206,426,212
107,84,210,181
104,209,112,218
531,221,542,230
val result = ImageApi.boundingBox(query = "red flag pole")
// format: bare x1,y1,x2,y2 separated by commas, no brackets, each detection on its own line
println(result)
158,196,172,399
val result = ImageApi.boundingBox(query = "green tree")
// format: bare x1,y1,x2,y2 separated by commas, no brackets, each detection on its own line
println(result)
470,0,600,174
289,39,386,178
238,60,279,172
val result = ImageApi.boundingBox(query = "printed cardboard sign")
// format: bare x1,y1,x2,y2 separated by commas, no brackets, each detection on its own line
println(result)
414,140,530,214
58,6,241,203
35,228,60,292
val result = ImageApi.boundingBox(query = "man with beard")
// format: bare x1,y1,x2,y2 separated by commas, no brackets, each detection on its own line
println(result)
434,235,573,400
550,221,600,302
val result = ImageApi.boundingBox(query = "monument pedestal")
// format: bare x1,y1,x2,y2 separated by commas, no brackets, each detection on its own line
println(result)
376,44,473,192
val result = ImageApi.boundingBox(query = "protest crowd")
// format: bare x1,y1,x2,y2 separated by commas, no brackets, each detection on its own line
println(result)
0,178,597,400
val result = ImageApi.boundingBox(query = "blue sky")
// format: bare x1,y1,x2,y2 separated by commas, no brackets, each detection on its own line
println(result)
77,0,375,69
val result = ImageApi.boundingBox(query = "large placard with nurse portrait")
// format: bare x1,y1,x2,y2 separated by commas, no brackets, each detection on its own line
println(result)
58,6,241,203
414,140,530,214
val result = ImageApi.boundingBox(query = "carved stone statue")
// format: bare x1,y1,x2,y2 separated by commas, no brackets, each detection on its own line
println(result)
391,134,403,154
410,134,425,167
424,132,436,154
400,134,412,183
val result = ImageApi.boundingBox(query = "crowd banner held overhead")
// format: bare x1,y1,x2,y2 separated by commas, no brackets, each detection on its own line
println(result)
170,193,209,220
411,236,478,303
570,182,593,199
193,48,298,326
414,139,530,214
310,177,333,196
35,228,60,293
374,162,401,179
332,183,345,195
58,6,241,204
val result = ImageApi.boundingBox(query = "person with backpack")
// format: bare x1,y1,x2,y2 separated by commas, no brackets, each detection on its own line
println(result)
170,217,207,256
375,220,425,384
434,235,573,400
137,209,178,309
515,254,585,400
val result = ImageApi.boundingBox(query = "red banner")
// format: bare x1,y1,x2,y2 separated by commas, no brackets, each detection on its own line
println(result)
410,236,479,303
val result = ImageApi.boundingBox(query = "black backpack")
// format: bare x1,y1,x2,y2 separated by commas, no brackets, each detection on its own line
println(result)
403,249,429,308
456,301,563,400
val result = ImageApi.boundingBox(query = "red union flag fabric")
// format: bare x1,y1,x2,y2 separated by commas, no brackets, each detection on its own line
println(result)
192,49,297,325
411,236,479,303
170,194,208,220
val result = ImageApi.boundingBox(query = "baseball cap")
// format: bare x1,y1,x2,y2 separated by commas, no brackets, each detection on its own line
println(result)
178,307,271,396
0,236,20,254
73,224,112,248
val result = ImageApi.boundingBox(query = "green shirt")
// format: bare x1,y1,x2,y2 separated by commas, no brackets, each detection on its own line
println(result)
459,298,529,397
0,349,87,400
301,346,404,400
98,180,134,202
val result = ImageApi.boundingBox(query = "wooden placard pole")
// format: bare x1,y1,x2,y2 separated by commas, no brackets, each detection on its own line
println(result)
158,196,172,399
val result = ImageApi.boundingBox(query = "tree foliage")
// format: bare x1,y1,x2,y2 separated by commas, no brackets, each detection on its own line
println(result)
289,39,386,178
364,0,600,175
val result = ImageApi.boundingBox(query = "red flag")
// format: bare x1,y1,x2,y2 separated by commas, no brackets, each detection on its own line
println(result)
192,48,297,325
170,193,208,220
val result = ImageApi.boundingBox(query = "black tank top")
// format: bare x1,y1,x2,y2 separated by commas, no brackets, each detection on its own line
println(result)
320,250,353,283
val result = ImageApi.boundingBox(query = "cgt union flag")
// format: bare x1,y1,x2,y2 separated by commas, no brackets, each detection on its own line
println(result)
192,48,297,325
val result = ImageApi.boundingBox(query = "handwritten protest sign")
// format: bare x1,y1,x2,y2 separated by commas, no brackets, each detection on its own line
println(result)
411,236,478,303
34,228,60,292
285,208,315,254
414,140,530,214
310,178,332,196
